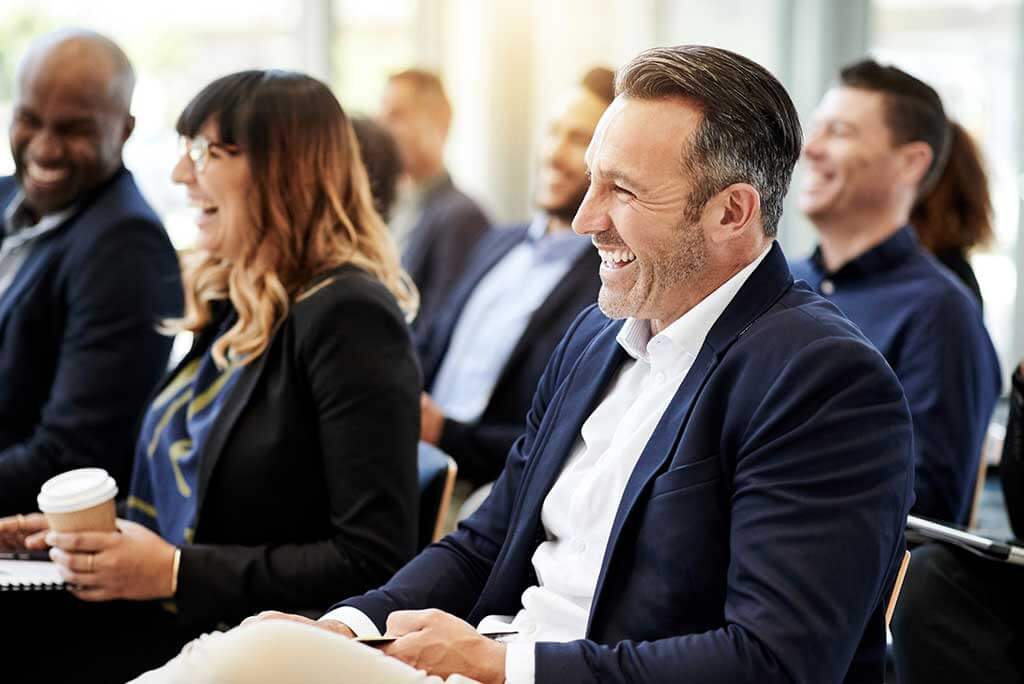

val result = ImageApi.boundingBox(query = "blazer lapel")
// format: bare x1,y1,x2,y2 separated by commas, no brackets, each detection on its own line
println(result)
496,248,600,384
0,235,62,336
585,343,720,633
503,319,627,554
192,348,271,519
190,266,350,524
422,227,526,383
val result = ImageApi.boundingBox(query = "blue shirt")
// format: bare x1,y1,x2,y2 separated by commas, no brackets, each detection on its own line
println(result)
126,317,241,545
791,225,1001,524
431,215,591,422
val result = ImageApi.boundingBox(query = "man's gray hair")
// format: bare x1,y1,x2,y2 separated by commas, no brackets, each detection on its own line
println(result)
616,45,802,236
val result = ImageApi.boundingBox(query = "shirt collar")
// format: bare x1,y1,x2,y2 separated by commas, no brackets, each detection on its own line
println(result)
617,243,773,369
2,190,78,240
415,170,453,202
810,224,918,279
525,214,549,241
524,213,590,264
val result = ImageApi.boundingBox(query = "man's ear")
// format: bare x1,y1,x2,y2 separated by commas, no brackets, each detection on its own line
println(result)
122,114,136,144
897,140,933,188
702,183,761,244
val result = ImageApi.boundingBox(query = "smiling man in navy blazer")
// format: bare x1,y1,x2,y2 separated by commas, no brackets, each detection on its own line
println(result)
0,31,182,516
142,45,914,684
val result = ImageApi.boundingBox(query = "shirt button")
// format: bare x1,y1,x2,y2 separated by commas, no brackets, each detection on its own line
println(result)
655,371,666,383
571,539,587,554
820,279,835,295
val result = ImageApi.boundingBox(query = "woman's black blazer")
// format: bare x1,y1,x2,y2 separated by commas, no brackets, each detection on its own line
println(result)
165,264,420,628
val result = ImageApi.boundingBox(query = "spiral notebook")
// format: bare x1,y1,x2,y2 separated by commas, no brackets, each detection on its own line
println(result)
0,559,67,591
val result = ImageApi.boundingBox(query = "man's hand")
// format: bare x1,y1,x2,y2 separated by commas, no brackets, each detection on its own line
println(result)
46,519,176,601
382,609,505,684
242,611,356,638
420,392,445,445
0,513,48,551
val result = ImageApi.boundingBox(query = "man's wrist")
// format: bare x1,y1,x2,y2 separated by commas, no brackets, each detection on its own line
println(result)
474,636,507,684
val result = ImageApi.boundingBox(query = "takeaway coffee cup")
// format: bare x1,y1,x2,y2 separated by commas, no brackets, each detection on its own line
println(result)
37,468,118,532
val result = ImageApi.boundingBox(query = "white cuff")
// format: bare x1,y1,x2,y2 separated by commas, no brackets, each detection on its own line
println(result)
318,606,382,638
504,642,535,684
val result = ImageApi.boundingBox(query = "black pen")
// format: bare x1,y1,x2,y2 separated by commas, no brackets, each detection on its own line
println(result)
356,630,518,646
0,550,51,561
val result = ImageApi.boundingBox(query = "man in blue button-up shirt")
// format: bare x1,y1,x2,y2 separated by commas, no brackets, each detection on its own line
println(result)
792,59,1000,525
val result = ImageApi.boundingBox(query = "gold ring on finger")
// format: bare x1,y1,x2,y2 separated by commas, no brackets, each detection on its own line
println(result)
87,553,95,573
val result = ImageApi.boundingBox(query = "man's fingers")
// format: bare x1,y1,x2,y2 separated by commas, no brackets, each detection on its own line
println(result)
45,530,118,552
54,563,103,589
69,586,114,602
385,608,441,637
241,611,315,628
0,513,47,546
317,620,356,639
49,548,99,573
23,531,49,550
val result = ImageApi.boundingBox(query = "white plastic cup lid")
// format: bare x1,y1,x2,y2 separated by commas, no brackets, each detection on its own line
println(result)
37,468,118,513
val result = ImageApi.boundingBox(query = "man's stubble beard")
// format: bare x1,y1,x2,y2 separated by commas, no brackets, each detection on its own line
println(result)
597,218,708,321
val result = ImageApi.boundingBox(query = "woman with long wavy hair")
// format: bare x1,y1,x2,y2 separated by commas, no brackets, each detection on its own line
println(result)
0,70,421,683
910,121,993,307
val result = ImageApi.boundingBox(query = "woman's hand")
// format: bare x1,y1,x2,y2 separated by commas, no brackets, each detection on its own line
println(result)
46,519,177,602
0,513,49,551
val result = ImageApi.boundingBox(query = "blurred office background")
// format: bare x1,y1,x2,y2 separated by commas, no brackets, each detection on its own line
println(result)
0,0,1021,376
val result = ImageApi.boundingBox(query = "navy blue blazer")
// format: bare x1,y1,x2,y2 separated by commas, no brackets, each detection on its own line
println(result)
402,173,490,335
337,243,915,683
0,169,182,515
417,224,601,485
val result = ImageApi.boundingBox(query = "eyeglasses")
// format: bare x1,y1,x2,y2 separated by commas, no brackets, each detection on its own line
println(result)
178,134,241,173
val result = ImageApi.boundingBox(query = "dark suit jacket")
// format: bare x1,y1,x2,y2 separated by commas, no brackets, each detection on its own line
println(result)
402,172,489,335
337,243,916,683
417,224,600,485
169,265,420,629
0,169,182,516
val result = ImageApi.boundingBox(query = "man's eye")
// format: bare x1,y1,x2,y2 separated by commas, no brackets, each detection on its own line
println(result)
15,111,40,128
614,185,635,198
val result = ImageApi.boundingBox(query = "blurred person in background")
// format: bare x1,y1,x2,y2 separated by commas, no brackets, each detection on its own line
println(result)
910,120,993,307
416,67,611,492
892,358,1024,683
352,116,402,223
379,69,490,334
0,29,182,517
792,59,1000,525
0,69,420,683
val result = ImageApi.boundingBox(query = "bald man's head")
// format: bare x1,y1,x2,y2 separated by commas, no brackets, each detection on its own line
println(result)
10,30,136,216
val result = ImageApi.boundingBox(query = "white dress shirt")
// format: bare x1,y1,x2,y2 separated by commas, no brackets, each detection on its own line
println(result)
324,246,772,683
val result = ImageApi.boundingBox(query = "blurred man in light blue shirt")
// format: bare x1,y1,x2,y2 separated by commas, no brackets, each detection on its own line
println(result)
416,68,614,487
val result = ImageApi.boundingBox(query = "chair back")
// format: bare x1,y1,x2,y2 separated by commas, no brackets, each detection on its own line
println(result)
417,442,458,550
968,423,1004,529
885,549,911,627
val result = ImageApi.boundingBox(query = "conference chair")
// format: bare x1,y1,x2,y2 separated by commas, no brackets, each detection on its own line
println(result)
968,423,1006,529
886,549,912,627
417,442,458,550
